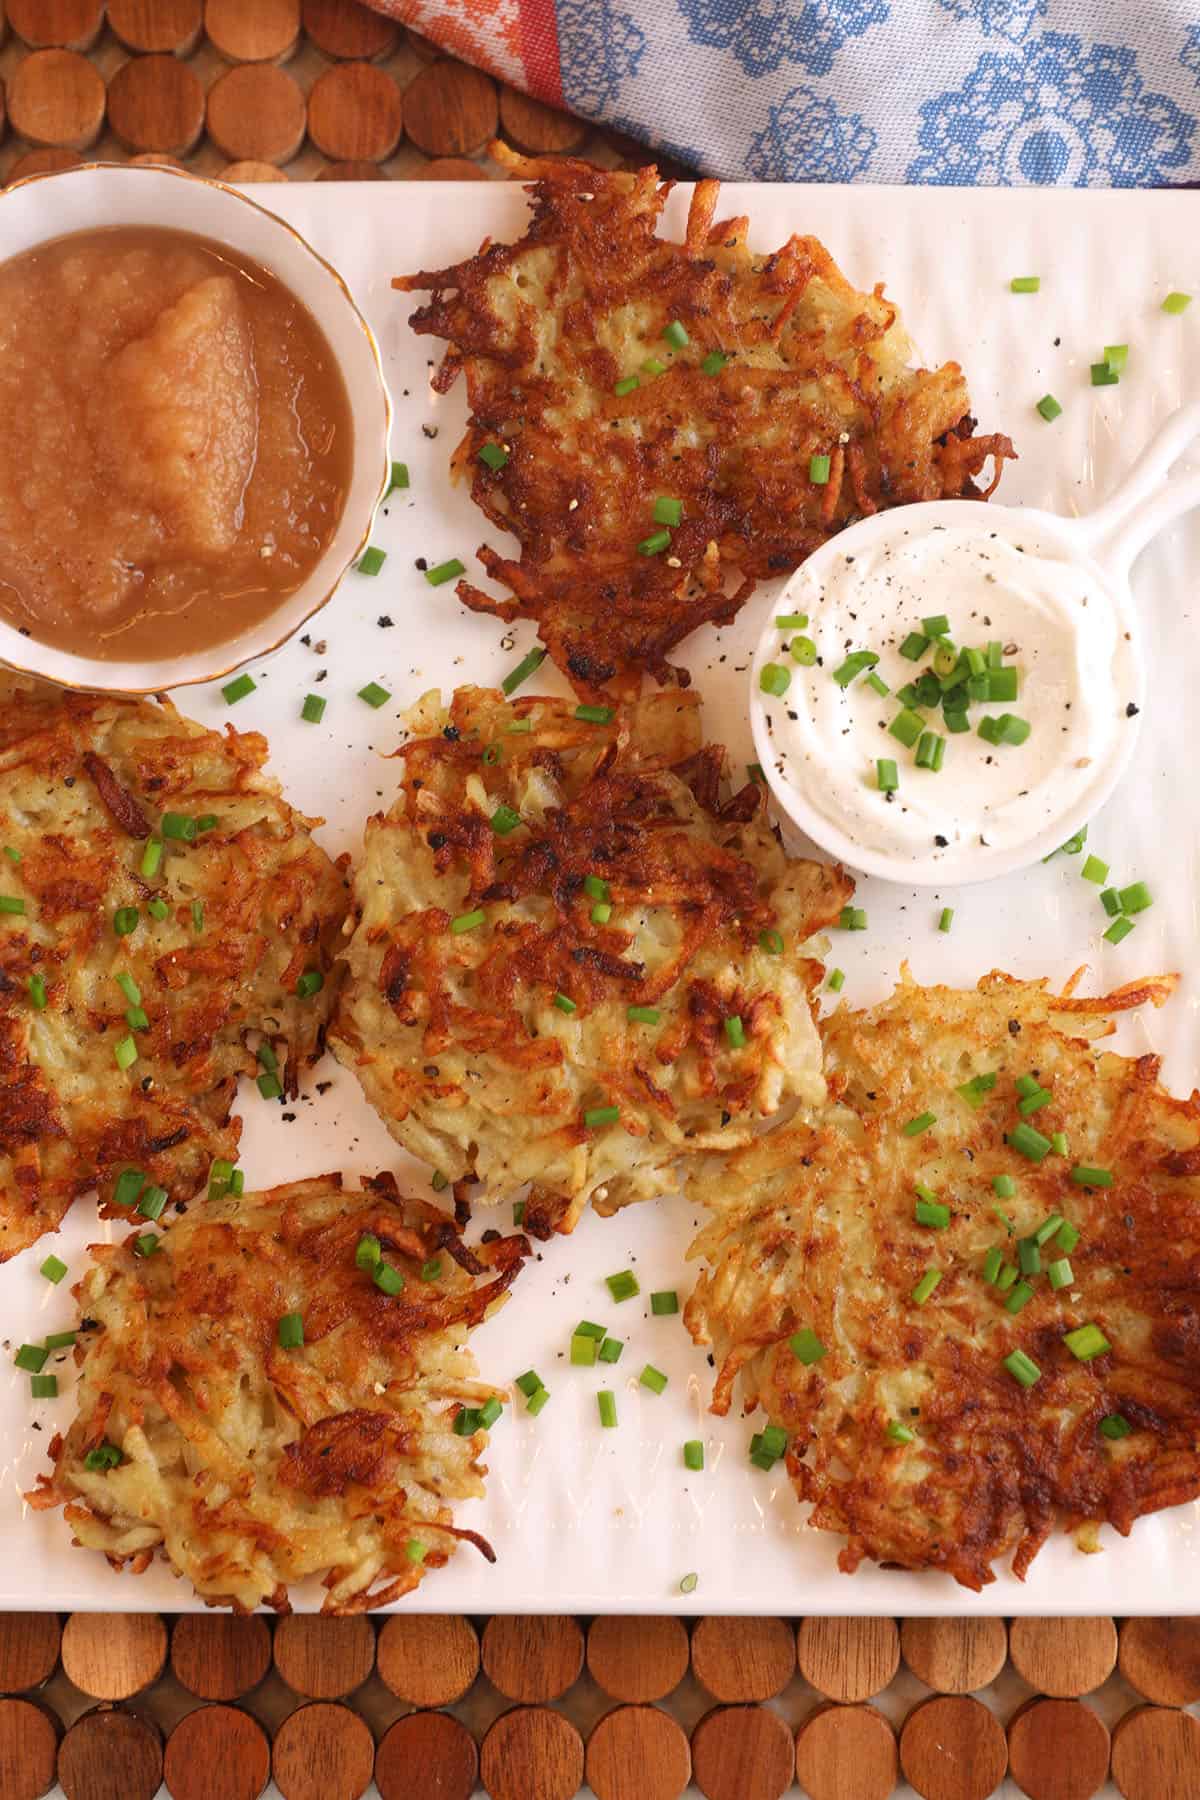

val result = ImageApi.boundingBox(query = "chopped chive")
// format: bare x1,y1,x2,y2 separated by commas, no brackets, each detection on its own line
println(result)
899,632,930,661
983,1246,1003,1285
515,1370,543,1399
683,1440,705,1470
1070,1165,1113,1188
1017,1073,1045,1098
277,1312,304,1349
478,1397,503,1429
889,707,924,749
1064,1322,1110,1361
386,460,409,495
355,1233,382,1272
1018,1088,1052,1117
876,757,899,792
491,804,522,836
222,673,256,705
575,704,614,725
915,731,945,772
161,813,197,842
479,441,509,470
404,1539,427,1567
113,1035,137,1072
652,497,683,527
14,1344,47,1373
576,1319,607,1340
481,744,502,766
1100,1414,1132,1440
419,1258,442,1283
992,1173,1015,1198
790,1328,826,1365
502,646,547,695
1010,276,1040,293
911,1269,942,1306
583,875,610,901
505,717,533,734
425,558,466,588
1099,887,1123,917
113,1169,145,1209
553,993,577,1014
957,1072,997,1108
903,1111,936,1137
84,1442,123,1471
1056,1220,1080,1254
833,650,879,687
598,1390,618,1428
776,613,809,630
1104,344,1128,374
1081,855,1109,884
1008,1122,1052,1162
190,901,204,934
526,1386,551,1416
590,902,612,925
639,1364,668,1395
453,1407,481,1436
112,906,139,936
809,453,831,484
937,907,954,933
996,1263,1019,1291
826,968,845,993
838,905,868,931
886,1419,915,1444
638,529,671,556
147,898,168,920
759,928,785,956
1004,1349,1041,1387
1162,291,1192,313
651,1290,679,1316
374,1262,404,1296
614,375,639,396
641,357,666,376
701,350,727,374
1018,1237,1041,1276
1035,1213,1065,1247
662,320,689,349
356,546,387,576
628,1005,661,1025
1104,916,1136,944
450,909,485,934
40,1255,67,1284
570,1334,598,1367
1,847,18,863
356,681,390,711
1047,1257,1074,1291
605,1270,640,1303
257,1072,283,1101
584,1105,620,1129
115,972,141,1007
598,1337,624,1364
759,662,791,701
1117,880,1152,914
1091,360,1120,386
865,671,890,697
137,1186,167,1221
229,1169,244,1197
512,1200,524,1225
140,838,163,879
30,1374,57,1399
723,1016,746,1049
28,974,47,1010
1050,1132,1069,1157
915,1197,951,1229
986,667,1019,703
45,1330,77,1349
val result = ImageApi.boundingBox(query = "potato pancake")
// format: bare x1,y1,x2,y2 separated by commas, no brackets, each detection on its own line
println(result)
0,681,346,1259
29,1174,527,1612
684,969,1200,1590
331,685,852,1236
396,146,1015,700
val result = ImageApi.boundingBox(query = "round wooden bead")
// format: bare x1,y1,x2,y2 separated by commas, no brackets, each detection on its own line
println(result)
690,1705,795,1800
1111,1705,1200,1800
1007,1697,1110,1800
901,1618,1008,1694
691,1618,794,1704
0,1697,59,1800
402,60,499,158
58,1708,163,1800
375,1712,478,1800
220,160,289,181
0,1614,61,1693
307,63,403,162
586,1704,690,1800
204,0,301,63
61,1614,167,1701
7,50,105,149
107,54,205,155
272,1703,374,1800
170,1617,272,1702
498,85,587,155
108,0,205,54
6,147,83,181
411,157,486,180
206,64,306,164
794,1703,898,1800
1118,1617,1200,1706
303,0,399,62
7,0,103,51
163,1705,271,1800
273,1615,375,1699
797,1616,900,1703
1009,1618,1117,1698
377,1614,479,1707
586,1616,689,1703
480,1707,584,1800
900,1695,1008,1800
315,160,388,180
130,152,186,166
481,1615,583,1703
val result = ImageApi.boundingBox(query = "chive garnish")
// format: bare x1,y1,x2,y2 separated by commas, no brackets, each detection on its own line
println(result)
40,1255,67,1284
639,1365,668,1395
597,1390,618,1427
606,1270,639,1303
902,1112,936,1137
1036,394,1063,423
662,320,689,349
28,974,47,1010
584,1105,620,1128
356,546,386,576
652,497,683,527
809,454,831,484
683,1441,705,1470
553,993,577,1014
479,441,509,470
1063,1322,1110,1361
575,704,613,724
501,646,547,695
651,1291,679,1316
1008,1122,1052,1162
760,663,790,697
277,1313,304,1348
358,681,390,708
628,1005,660,1025
1003,1349,1041,1387
425,558,465,587
1070,1165,1113,1187
790,1328,826,1365
1010,276,1040,293
450,909,485,934
598,1337,623,1364
637,529,671,556
911,1269,942,1306
614,375,639,396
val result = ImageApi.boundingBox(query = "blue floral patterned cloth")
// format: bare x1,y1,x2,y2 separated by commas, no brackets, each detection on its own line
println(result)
549,0,1200,184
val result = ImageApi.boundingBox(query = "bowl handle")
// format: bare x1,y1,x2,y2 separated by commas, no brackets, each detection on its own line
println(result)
1071,400,1200,580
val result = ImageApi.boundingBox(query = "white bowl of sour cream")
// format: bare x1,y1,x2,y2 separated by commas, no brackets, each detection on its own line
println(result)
750,403,1200,885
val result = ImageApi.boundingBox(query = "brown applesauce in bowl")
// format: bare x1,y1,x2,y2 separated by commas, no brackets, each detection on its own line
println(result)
0,225,354,661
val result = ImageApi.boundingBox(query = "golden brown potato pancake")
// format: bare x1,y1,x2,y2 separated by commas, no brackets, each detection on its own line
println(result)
684,968,1200,1590
331,685,852,1236
28,1173,527,1613
396,145,1015,700
0,681,346,1260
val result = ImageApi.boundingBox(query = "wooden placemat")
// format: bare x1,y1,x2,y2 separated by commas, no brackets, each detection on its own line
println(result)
0,0,689,187
1,1610,1199,1797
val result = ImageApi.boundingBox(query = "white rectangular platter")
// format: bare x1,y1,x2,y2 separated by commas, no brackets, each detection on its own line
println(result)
3,179,1199,1629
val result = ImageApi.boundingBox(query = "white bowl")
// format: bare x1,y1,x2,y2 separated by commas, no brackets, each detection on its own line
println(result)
0,163,391,694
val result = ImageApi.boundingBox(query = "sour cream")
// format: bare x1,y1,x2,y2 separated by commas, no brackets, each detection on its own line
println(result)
750,508,1142,884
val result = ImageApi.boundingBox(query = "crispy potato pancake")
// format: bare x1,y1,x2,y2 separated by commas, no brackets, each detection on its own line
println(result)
684,968,1200,1590
28,1173,527,1613
396,145,1015,700
331,685,852,1236
0,681,346,1260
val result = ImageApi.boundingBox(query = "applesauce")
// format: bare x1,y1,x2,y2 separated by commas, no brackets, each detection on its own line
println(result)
0,226,354,660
